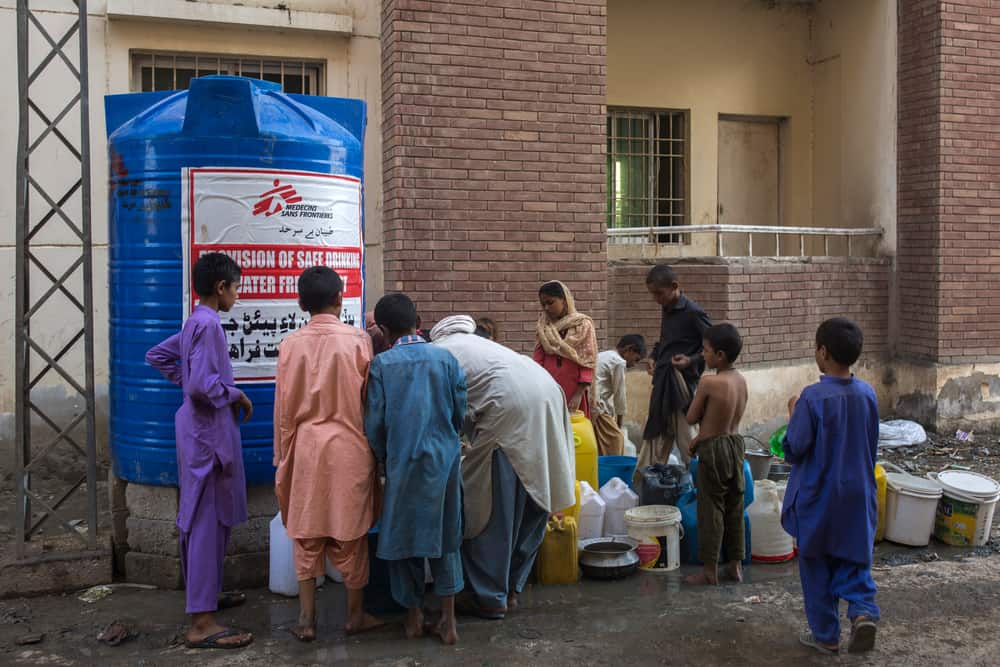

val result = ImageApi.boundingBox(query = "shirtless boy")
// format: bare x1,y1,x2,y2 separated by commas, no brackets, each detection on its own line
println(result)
684,323,748,585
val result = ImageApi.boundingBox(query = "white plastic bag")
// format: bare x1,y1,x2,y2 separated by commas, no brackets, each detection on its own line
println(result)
878,420,927,449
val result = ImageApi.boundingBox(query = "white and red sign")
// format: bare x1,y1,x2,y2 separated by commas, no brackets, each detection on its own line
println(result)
182,167,364,382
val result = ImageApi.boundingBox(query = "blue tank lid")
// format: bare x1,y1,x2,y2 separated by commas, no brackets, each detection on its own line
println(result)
107,76,363,173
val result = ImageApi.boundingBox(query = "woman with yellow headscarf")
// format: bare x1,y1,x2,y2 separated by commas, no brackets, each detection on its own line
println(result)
533,281,599,417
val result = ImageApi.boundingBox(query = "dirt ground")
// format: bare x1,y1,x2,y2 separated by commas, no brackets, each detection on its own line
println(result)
1,545,999,667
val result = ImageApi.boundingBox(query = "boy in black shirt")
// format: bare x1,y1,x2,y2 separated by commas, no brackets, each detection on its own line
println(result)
637,265,712,475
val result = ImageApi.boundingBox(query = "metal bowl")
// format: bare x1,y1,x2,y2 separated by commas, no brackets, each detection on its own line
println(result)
578,537,640,580
768,463,792,482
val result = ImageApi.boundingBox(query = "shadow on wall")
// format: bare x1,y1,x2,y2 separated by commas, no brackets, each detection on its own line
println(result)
0,386,109,481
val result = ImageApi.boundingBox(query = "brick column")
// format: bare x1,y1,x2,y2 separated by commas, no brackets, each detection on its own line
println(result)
381,0,608,351
898,0,1000,363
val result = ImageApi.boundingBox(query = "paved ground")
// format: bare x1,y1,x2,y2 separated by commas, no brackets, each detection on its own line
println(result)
2,548,999,666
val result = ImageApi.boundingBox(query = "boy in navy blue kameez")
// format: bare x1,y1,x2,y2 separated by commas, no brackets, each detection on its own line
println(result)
783,317,880,655
365,293,467,645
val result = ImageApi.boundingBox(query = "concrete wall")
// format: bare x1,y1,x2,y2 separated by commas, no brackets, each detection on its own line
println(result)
608,0,814,231
607,0,897,256
0,0,382,463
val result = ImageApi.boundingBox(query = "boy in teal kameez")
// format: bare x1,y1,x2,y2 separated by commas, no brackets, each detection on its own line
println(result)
365,293,467,644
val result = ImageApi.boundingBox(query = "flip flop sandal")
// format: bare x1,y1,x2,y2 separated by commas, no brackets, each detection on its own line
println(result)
848,619,878,653
217,591,247,610
799,631,839,656
184,627,254,650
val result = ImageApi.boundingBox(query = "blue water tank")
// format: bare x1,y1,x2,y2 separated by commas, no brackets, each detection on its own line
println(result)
105,76,366,486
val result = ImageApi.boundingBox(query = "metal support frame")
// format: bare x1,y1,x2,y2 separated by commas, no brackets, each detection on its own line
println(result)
14,0,97,557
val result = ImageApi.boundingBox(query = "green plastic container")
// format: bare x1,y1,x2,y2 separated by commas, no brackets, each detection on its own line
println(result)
769,425,787,459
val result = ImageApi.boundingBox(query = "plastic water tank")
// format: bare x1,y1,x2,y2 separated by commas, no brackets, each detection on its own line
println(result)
105,76,365,485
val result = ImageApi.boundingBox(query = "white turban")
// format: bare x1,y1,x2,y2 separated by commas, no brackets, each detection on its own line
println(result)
430,315,476,341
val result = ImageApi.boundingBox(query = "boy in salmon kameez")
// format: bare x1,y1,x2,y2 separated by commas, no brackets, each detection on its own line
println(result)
145,252,254,650
273,266,383,641
365,294,467,645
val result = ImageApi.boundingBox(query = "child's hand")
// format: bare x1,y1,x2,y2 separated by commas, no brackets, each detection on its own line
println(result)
787,395,799,417
672,354,692,370
234,392,254,423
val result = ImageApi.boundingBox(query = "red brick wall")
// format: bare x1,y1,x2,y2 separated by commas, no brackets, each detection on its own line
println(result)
897,0,942,360
608,259,891,366
898,0,1000,363
381,0,608,352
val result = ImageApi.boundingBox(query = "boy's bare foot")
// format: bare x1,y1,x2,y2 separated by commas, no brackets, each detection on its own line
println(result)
684,572,719,585
432,615,459,645
288,625,316,642
345,613,385,636
725,561,744,583
404,608,425,640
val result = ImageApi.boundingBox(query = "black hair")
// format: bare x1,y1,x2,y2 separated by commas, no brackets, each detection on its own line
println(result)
704,323,743,363
617,334,647,358
646,264,678,288
297,266,343,313
192,252,241,298
374,293,418,335
816,317,864,366
539,281,566,299
474,325,491,338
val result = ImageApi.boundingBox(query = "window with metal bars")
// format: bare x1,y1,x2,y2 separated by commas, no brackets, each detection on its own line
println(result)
130,51,325,95
607,108,688,238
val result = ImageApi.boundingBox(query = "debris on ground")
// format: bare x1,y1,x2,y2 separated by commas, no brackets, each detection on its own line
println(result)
744,595,763,605
97,620,135,646
15,632,44,645
78,586,113,604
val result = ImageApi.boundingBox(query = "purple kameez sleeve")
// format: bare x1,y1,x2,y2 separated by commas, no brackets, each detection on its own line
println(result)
146,333,183,385
186,323,241,410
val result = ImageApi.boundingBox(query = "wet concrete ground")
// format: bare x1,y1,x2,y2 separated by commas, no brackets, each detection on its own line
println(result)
2,550,999,666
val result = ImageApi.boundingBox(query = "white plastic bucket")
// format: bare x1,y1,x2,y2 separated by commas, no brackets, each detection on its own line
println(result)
928,471,1000,546
624,505,683,572
884,473,942,547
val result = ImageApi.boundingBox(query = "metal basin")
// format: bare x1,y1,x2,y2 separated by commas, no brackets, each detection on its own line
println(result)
579,537,640,580
768,463,792,482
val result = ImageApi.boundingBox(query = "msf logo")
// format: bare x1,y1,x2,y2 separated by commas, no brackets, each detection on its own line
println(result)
253,179,302,217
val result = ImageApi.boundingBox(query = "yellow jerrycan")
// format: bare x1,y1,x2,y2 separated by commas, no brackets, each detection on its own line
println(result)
571,411,599,492
874,462,887,542
534,516,580,585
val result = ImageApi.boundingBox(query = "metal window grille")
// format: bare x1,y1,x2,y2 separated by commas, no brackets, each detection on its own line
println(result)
607,108,688,242
130,51,325,95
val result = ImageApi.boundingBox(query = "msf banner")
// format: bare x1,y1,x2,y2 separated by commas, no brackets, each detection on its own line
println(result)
182,167,364,382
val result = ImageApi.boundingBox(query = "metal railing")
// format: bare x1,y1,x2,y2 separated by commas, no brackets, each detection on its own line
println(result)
608,224,883,257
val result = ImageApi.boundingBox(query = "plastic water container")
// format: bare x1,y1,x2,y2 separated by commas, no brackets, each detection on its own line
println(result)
571,411,599,492
625,505,683,572
930,469,1000,546
875,462,887,543
535,516,579,585
557,480,582,526
637,464,692,507
269,513,323,596
578,481,606,540
748,480,795,562
884,467,942,547
623,435,637,457
598,455,638,489
600,477,638,537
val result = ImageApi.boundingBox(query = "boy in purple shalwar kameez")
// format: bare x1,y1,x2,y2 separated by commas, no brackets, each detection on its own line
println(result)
146,252,254,650
783,317,880,656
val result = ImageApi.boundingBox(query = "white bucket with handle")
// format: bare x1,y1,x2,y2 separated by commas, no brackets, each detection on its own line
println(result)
928,469,1000,547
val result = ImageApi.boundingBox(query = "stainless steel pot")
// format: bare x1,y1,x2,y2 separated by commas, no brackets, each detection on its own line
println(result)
578,537,640,580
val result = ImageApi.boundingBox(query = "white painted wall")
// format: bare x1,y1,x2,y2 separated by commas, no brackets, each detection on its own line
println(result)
0,1,382,454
